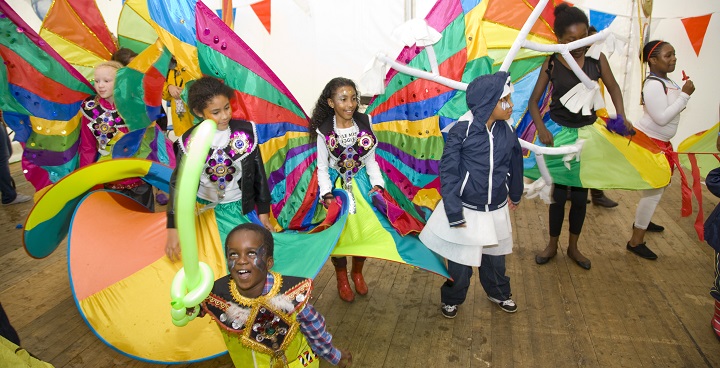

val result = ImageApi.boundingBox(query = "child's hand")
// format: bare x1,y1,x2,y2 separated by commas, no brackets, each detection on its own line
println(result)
369,185,383,195
536,126,554,146
681,79,695,96
165,228,181,262
258,213,275,233
509,201,519,211
168,85,182,99
338,350,352,367
621,116,635,135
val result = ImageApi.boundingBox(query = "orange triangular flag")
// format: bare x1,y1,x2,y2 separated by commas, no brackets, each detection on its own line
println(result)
681,14,712,56
251,0,271,34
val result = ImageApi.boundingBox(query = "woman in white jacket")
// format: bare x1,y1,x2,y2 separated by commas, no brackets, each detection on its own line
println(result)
626,40,695,260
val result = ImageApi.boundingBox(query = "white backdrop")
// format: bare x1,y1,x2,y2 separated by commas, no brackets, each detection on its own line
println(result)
9,0,719,145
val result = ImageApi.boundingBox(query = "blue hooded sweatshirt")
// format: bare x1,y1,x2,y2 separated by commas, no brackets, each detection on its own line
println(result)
440,71,524,226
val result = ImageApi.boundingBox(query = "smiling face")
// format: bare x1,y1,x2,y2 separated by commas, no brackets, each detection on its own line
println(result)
648,43,677,75
327,85,358,125
558,23,589,59
226,229,274,298
196,95,232,131
94,66,117,102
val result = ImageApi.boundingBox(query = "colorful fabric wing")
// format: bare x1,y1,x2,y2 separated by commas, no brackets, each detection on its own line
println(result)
0,1,95,190
366,0,554,215
195,1,319,230
127,0,202,80
193,2,448,277
678,122,720,178
38,0,117,80
117,0,159,54
114,39,173,131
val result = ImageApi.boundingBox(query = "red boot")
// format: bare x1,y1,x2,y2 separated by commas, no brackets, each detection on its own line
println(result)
335,267,354,302
713,300,720,340
351,257,368,296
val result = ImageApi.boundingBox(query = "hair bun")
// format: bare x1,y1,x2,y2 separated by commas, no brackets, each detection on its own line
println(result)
554,3,570,16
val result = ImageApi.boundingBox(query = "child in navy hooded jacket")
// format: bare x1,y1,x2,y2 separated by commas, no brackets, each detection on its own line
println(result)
420,71,523,317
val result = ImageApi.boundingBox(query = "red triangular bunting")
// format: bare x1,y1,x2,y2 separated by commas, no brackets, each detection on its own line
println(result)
251,0,271,34
681,14,712,56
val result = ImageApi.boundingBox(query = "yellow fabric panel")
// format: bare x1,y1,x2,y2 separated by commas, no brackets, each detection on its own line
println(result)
413,187,441,211
373,116,443,138
483,22,555,49
28,111,82,137
127,39,164,72
0,336,54,367
579,122,671,189
124,0,201,79
39,30,106,73
259,131,307,161
25,159,153,230
679,122,720,152
464,1,489,61
330,181,404,262
76,206,228,362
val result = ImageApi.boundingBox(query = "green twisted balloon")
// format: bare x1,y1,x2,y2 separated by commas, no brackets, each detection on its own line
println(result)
170,119,217,327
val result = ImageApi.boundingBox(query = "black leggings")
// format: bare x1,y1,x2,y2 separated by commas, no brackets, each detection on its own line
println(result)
549,184,588,237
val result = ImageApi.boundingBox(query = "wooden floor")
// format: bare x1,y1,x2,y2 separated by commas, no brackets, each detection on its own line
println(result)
2,161,720,368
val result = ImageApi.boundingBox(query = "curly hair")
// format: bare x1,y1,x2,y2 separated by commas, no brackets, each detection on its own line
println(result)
111,48,138,66
187,77,234,117
309,77,358,143
553,3,589,39
226,223,274,258
641,40,669,64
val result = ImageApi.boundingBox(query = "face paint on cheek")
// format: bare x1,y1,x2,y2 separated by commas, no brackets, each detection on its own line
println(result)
501,102,511,110
254,245,268,272
228,259,237,270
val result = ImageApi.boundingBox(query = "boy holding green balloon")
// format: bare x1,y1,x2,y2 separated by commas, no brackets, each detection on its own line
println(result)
200,223,352,367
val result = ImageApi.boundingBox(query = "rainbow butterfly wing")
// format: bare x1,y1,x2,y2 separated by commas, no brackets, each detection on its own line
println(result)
195,1,320,230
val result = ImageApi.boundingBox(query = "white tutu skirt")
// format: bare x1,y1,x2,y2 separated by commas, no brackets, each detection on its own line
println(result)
419,200,513,267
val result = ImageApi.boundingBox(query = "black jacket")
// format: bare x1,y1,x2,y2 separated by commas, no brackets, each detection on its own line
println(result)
705,167,720,252
166,119,271,228
441,72,523,226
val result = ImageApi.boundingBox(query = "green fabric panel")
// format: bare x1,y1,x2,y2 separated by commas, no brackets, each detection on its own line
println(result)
368,16,466,111
538,126,582,187
114,68,150,131
330,176,403,261
118,36,151,55
26,125,81,152
374,130,444,159
151,46,173,74
0,17,93,95
679,132,720,178
491,56,545,82
117,6,157,51
197,44,306,121
576,126,657,190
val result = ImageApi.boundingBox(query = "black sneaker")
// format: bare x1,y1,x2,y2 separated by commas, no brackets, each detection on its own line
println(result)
441,303,458,319
487,296,518,313
626,242,658,260
632,222,665,232
646,221,665,232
